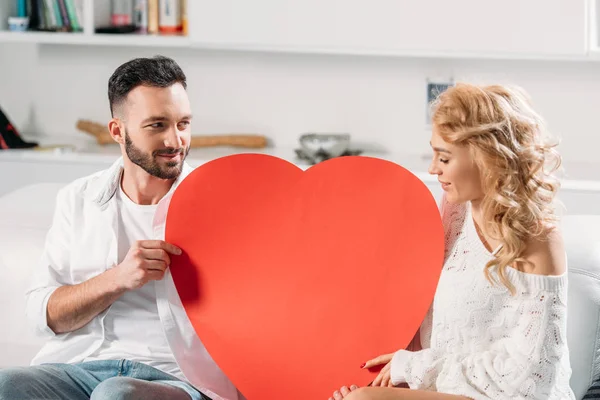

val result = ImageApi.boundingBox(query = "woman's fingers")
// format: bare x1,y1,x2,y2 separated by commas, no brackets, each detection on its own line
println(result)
372,362,393,387
372,370,385,386
381,373,390,387
362,353,394,369
381,363,392,387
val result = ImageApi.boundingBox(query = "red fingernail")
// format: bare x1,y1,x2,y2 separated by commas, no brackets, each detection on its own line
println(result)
360,363,366,368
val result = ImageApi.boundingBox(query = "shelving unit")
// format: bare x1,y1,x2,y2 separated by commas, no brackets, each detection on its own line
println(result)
0,0,189,48
0,0,598,60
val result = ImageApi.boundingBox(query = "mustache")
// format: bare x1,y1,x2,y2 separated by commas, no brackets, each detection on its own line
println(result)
153,147,186,156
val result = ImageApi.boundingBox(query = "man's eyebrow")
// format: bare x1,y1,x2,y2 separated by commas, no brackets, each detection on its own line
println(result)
141,115,169,125
141,115,193,124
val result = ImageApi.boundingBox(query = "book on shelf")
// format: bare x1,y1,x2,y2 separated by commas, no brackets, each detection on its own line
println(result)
13,0,188,37
24,0,83,32
95,0,187,36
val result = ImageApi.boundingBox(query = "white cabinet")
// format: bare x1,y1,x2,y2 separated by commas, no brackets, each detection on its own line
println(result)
2,151,600,215
189,0,587,58
0,1,590,58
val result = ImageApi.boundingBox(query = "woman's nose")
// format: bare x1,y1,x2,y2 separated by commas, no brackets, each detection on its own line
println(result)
428,160,440,176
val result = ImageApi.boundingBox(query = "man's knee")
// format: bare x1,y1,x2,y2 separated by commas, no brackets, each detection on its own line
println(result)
0,367,27,384
0,367,36,397
91,377,143,400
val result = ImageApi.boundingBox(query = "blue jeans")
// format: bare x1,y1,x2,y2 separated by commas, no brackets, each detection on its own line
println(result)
0,359,210,400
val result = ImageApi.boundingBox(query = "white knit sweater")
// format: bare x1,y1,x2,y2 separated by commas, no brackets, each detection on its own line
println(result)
390,196,575,400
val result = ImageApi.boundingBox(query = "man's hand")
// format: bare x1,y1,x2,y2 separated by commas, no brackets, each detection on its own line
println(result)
114,240,182,290
47,240,182,334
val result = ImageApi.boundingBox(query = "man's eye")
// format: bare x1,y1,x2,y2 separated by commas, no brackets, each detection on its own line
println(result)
149,123,163,128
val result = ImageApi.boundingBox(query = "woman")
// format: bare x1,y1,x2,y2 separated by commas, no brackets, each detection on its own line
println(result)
330,83,575,400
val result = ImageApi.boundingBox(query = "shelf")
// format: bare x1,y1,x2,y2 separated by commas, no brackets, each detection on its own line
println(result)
0,29,598,62
0,31,191,47
189,40,599,62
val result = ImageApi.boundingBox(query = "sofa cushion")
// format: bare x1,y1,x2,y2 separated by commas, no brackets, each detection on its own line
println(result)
562,215,600,399
0,182,65,367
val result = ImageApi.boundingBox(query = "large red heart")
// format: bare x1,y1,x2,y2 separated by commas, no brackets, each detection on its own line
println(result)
166,154,444,400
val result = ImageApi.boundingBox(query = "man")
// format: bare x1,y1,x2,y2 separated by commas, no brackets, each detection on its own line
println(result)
0,56,240,400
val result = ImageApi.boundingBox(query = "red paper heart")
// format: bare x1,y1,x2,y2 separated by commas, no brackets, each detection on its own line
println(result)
166,154,444,400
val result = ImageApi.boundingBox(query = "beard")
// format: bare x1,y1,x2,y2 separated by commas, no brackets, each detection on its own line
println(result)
124,131,189,180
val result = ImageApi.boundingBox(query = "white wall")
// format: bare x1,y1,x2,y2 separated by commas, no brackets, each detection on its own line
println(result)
1,43,599,164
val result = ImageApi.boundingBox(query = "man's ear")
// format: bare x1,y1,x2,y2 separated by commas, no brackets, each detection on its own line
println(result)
108,118,125,145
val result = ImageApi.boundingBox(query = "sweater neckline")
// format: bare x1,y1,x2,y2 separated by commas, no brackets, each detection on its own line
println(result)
464,201,568,292
465,202,503,257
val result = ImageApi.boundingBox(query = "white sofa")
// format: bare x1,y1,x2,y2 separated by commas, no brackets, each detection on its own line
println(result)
0,183,599,399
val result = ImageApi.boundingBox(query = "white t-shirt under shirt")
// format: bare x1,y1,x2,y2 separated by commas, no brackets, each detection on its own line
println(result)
83,185,185,380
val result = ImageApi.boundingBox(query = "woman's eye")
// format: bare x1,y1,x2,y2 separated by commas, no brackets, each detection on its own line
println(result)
440,158,449,164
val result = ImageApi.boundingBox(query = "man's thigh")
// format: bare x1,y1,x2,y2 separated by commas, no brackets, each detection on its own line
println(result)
0,364,98,400
90,376,196,400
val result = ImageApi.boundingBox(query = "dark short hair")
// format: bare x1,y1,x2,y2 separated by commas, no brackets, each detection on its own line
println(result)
108,55,187,117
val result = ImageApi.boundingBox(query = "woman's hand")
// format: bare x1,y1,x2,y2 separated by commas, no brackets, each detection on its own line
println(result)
362,330,421,387
328,385,359,400
362,353,395,387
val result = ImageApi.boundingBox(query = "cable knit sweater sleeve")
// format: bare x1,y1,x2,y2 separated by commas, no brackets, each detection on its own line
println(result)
390,286,571,399
389,196,575,400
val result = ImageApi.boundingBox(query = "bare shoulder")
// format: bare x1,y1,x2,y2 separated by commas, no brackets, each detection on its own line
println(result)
518,225,566,276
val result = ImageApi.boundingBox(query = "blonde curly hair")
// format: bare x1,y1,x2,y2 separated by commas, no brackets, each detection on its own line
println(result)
430,83,562,294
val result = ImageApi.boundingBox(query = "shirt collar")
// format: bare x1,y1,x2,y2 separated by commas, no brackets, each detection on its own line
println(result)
83,156,194,209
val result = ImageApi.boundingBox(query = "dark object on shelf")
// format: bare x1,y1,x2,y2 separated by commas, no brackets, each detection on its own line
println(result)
295,148,363,165
0,106,38,150
95,25,138,34
294,133,362,164
28,0,42,30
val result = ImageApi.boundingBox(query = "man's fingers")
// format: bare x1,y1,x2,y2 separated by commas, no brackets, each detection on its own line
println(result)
139,240,182,255
146,269,166,281
142,248,171,264
145,260,168,272
138,240,165,249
